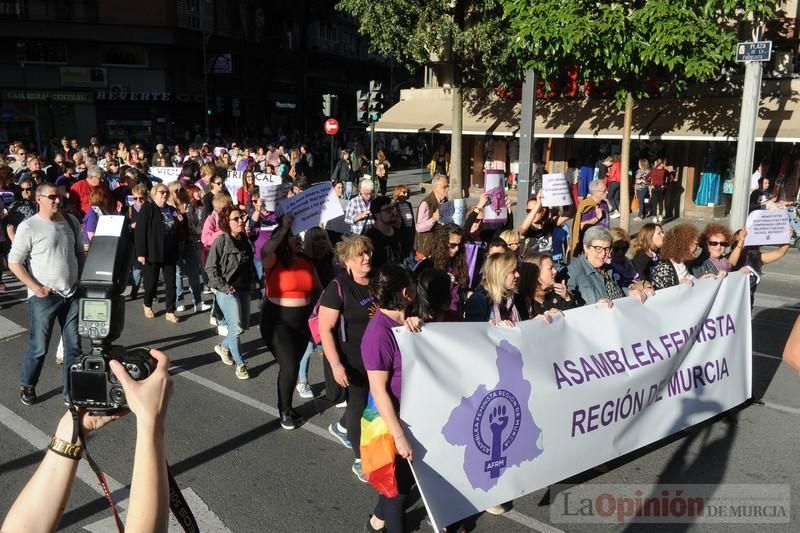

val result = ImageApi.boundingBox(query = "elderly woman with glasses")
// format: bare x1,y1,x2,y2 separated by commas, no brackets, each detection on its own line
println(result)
135,183,186,323
567,226,650,307
691,223,744,278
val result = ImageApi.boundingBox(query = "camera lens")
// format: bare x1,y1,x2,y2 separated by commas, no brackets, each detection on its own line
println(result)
127,364,143,380
110,387,126,404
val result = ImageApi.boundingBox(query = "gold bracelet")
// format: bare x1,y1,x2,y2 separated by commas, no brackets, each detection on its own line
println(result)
48,436,83,460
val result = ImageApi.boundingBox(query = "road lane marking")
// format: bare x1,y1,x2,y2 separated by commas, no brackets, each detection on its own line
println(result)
171,364,559,532
504,510,565,533
753,351,783,361
0,314,26,341
762,402,800,416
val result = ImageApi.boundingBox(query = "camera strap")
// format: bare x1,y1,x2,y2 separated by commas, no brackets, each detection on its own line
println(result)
69,406,125,533
68,406,199,533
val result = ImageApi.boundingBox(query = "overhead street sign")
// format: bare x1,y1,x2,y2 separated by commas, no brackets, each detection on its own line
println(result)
735,41,772,62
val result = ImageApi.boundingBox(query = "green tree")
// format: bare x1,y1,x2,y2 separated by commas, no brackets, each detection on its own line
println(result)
337,0,523,198
501,0,777,230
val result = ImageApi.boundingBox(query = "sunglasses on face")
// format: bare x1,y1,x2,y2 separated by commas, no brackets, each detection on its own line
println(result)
39,194,59,201
21,187,33,192
213,181,223,186
448,242,462,249
707,240,729,247
134,196,145,201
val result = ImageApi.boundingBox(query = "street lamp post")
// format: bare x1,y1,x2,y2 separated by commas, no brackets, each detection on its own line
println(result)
200,0,210,140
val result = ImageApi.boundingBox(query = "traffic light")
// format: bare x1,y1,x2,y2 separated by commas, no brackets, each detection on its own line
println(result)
368,80,385,122
356,89,370,123
322,94,332,117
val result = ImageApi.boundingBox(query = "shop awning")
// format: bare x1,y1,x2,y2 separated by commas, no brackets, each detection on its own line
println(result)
374,92,800,142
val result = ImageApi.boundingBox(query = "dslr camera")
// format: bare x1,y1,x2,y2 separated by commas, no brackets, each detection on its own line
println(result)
69,215,155,412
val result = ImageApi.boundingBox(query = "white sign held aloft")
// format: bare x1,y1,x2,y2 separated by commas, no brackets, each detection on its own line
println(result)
541,173,573,207
278,182,344,234
744,208,791,247
258,183,291,212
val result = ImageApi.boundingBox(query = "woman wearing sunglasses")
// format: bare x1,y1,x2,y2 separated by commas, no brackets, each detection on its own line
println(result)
691,223,744,278
205,206,254,380
126,184,148,299
135,184,186,323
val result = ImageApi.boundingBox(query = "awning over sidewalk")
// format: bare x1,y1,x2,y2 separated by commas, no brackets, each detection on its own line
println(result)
374,92,800,142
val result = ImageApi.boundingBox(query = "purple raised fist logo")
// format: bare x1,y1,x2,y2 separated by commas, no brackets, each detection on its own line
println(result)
444,341,542,491
473,390,521,479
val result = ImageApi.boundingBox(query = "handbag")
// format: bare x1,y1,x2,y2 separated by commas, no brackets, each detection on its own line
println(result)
360,393,399,497
307,277,346,344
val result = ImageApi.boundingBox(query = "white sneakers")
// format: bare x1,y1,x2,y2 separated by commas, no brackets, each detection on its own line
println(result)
177,302,212,313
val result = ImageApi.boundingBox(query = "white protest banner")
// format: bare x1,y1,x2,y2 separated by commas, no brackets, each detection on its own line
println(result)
395,274,751,530
149,166,182,184
542,172,573,207
254,173,282,186
744,208,791,246
277,182,344,234
258,183,291,212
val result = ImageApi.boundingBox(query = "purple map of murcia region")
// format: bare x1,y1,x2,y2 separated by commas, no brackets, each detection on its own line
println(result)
442,340,543,491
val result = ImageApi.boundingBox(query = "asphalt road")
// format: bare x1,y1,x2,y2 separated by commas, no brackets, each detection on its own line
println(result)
0,214,798,532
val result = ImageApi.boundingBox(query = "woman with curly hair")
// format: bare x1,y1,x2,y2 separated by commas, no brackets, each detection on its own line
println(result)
651,223,702,290
631,223,664,282
414,223,469,319
691,222,743,278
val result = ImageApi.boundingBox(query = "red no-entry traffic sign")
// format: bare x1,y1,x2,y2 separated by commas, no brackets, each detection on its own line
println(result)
324,118,339,135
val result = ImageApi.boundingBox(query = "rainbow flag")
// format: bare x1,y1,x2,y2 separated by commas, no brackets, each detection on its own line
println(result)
360,394,398,497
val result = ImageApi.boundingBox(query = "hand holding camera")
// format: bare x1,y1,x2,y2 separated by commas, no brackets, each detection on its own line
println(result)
109,349,173,427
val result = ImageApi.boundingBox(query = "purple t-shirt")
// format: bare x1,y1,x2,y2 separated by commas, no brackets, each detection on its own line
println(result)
361,310,403,405
580,200,610,228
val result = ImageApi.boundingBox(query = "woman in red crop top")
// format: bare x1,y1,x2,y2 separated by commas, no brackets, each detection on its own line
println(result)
259,214,321,430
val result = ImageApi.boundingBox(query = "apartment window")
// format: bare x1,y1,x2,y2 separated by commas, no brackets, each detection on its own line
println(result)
16,41,67,64
102,46,148,67
0,0,25,18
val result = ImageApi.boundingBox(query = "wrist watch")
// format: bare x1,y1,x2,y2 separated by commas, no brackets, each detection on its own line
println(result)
48,436,83,460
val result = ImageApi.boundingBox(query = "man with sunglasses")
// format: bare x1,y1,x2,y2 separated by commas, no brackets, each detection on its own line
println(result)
5,177,38,242
7,183,84,405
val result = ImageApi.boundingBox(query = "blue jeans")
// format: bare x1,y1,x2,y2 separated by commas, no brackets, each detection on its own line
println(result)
608,181,621,211
130,260,143,290
176,243,203,304
253,255,265,299
636,188,649,218
298,341,318,383
214,290,250,366
21,293,80,390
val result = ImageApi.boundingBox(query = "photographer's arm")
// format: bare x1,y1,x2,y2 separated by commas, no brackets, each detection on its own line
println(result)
110,349,173,533
1,411,122,533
